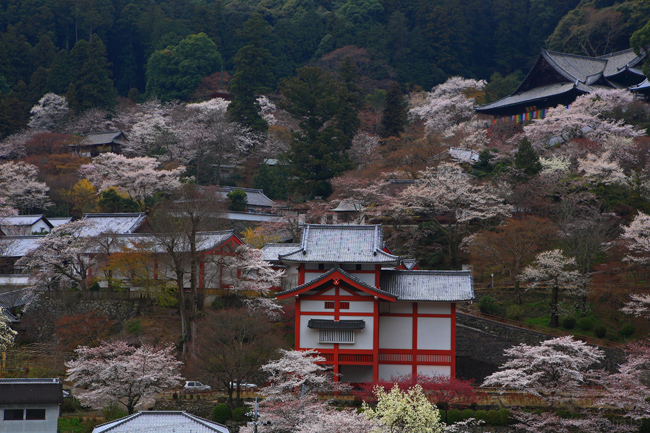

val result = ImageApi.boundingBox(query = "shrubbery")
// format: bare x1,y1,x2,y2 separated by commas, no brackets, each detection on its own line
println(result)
563,317,576,329
594,324,607,338
620,323,634,337
577,317,593,331
213,404,230,423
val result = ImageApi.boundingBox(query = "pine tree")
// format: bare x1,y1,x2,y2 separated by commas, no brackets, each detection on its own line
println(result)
380,82,406,138
514,137,542,177
227,14,276,132
70,36,117,110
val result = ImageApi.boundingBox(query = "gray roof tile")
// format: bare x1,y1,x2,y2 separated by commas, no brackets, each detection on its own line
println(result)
81,131,128,146
79,213,147,237
476,82,586,111
0,236,42,257
279,225,400,264
599,48,644,77
380,270,474,302
92,411,229,433
262,243,300,261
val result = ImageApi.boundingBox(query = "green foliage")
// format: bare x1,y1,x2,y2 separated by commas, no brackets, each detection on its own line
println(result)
461,409,475,420
639,418,650,433
58,417,95,433
563,317,576,329
479,296,500,315
254,163,290,200
577,317,594,331
499,408,510,425
506,304,524,321
98,188,140,213
227,188,248,212
514,137,542,177
483,71,523,104
102,402,129,421
474,410,488,422
620,322,635,337
487,409,501,425
232,407,245,421
124,318,142,335
213,403,230,423
69,36,117,110
146,33,222,102
280,66,357,199
594,324,607,338
447,409,462,424
380,82,406,138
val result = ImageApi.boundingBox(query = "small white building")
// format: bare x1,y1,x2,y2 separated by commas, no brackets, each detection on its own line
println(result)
0,378,63,433
92,411,229,433
0,215,53,236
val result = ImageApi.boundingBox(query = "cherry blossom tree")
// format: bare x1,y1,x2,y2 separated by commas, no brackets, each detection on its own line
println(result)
246,349,345,433
66,340,183,414
79,153,185,207
409,77,486,135
620,211,650,265
16,220,95,291
621,293,650,318
221,244,285,294
117,99,178,158
28,93,69,131
398,163,511,268
519,249,581,328
481,336,624,433
523,90,642,147
0,161,50,213
297,407,376,433
0,307,17,352
577,151,627,185
363,384,445,433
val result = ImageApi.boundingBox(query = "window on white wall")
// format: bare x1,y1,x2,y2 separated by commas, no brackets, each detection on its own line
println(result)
319,329,355,344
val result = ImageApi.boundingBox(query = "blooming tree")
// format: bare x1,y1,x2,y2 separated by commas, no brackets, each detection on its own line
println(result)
363,384,445,433
481,336,622,433
0,161,50,213
398,163,511,268
621,293,650,318
483,336,604,406
519,249,581,328
621,211,650,265
66,340,183,414
0,307,17,352
28,93,69,131
221,245,285,293
577,151,627,185
523,90,642,147
297,407,376,433
16,220,96,291
79,153,185,206
409,77,486,135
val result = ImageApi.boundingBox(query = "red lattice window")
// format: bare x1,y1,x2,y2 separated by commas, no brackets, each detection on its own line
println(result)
340,302,350,309
325,301,335,309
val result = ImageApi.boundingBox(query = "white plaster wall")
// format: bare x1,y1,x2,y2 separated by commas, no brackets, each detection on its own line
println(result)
417,365,451,377
304,271,322,283
300,315,333,349
416,317,451,350
340,365,373,383
32,221,51,234
418,302,451,315
378,364,411,381
345,315,373,350
379,316,412,349
0,404,59,433
346,301,374,313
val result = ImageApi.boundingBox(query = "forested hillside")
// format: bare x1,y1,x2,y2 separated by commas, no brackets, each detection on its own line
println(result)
0,0,607,136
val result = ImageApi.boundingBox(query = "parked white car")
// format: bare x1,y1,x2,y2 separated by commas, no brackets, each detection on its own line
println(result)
184,381,211,392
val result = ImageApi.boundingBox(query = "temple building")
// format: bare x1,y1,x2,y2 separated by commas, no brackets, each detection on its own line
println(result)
265,225,474,383
475,48,646,121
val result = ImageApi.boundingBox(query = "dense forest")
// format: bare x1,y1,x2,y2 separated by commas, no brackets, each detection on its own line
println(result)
2,0,650,138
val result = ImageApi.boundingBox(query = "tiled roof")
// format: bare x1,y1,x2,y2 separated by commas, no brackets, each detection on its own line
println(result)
0,288,35,309
79,213,147,237
1,215,49,227
48,217,73,227
476,82,587,111
81,131,127,146
449,147,480,163
0,378,63,405
279,225,400,264
261,243,300,261
631,78,650,91
277,265,396,299
331,200,361,212
199,186,275,208
544,51,607,83
308,319,365,329
380,270,474,302
114,231,237,254
599,48,644,77
92,411,229,433
0,236,42,257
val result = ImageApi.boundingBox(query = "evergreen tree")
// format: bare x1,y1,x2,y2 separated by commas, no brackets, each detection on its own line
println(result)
47,50,72,95
280,66,356,199
227,14,276,132
70,36,117,110
514,137,542,177
380,82,406,138
227,188,248,211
